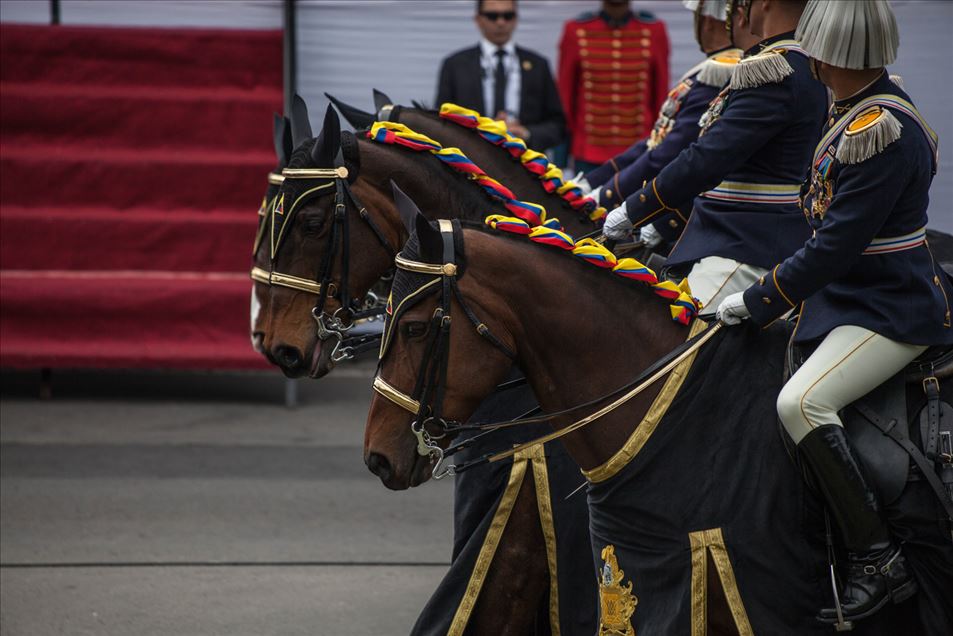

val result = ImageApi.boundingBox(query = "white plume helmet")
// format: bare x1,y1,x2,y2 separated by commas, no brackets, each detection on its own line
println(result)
683,0,729,21
796,0,900,70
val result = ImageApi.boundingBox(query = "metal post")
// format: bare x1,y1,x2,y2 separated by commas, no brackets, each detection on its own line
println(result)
284,378,298,408
39,368,52,400
50,0,60,25
282,0,297,114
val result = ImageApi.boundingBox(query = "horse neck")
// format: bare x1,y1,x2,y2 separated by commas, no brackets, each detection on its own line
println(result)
397,110,594,236
356,138,507,226
461,229,686,470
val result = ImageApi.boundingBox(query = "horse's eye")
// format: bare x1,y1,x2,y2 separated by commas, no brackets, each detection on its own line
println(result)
401,321,428,339
300,211,326,236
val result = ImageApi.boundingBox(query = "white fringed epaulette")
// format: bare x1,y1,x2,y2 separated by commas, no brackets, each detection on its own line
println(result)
696,53,741,87
889,74,904,89
729,50,794,90
836,106,903,164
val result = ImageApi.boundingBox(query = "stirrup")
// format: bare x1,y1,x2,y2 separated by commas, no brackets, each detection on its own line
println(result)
826,562,854,632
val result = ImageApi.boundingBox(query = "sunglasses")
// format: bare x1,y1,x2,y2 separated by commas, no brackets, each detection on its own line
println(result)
481,11,517,21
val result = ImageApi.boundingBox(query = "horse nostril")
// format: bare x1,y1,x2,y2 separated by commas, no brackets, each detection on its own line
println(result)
273,344,303,370
366,452,393,482
251,332,265,353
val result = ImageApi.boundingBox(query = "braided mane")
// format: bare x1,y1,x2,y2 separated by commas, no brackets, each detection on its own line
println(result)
367,121,552,228
438,103,608,223
480,215,699,325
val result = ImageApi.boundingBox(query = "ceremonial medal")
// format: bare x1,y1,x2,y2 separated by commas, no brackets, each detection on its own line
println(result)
809,146,835,220
698,87,729,137
648,80,692,149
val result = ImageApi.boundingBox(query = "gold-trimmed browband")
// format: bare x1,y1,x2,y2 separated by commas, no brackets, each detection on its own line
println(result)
250,266,326,295
394,253,457,277
281,167,349,179
268,172,285,185
373,375,421,414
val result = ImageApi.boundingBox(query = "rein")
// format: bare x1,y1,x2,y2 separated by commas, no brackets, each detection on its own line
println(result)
251,159,397,363
372,219,722,480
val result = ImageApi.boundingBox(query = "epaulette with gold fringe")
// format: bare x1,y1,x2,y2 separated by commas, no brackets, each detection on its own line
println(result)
696,51,741,87
836,105,903,165
729,50,793,90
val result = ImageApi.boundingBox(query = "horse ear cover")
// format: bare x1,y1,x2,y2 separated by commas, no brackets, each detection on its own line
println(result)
325,92,376,130
290,94,313,146
412,207,443,263
373,88,394,113
272,114,292,167
310,104,341,167
390,180,423,237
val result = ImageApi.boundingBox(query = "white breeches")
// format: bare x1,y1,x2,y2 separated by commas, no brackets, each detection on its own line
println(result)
777,325,927,444
687,256,768,315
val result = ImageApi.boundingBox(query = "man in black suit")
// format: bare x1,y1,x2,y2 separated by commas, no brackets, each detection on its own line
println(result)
435,0,566,151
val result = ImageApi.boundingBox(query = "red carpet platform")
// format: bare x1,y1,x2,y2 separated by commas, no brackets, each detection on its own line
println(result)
0,24,281,369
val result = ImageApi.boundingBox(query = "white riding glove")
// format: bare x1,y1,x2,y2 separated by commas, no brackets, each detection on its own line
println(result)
715,291,750,325
602,203,633,240
639,223,663,248
589,185,602,205
572,171,592,195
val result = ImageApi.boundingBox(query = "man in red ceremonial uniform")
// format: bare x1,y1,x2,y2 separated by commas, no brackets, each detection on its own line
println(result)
558,0,670,172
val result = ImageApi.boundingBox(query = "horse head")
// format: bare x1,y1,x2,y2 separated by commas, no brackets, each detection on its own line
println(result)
364,189,517,489
252,97,401,378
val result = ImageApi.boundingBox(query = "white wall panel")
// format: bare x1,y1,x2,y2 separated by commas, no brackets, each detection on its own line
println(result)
298,0,952,232
0,0,51,24
59,0,282,29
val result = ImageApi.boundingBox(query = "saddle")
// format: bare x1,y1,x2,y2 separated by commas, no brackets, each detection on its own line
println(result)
784,338,953,518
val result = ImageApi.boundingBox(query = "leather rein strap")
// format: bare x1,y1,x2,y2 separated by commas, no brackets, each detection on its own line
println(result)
437,320,723,477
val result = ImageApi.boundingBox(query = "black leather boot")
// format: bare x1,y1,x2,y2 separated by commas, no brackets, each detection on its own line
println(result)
797,425,918,623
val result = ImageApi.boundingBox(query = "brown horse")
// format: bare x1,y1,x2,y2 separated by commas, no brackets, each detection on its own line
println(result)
250,103,596,635
365,204,944,634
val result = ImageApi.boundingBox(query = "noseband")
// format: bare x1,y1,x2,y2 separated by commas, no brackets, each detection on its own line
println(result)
373,219,516,465
250,154,396,363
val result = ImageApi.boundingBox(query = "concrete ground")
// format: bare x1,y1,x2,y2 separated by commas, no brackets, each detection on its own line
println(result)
0,364,454,636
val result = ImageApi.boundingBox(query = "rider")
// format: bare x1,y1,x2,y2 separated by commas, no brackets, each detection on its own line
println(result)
580,0,746,253
601,0,826,315
716,0,953,624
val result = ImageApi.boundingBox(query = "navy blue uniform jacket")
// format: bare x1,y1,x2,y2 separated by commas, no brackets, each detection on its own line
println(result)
744,73,953,345
621,33,828,271
585,46,741,229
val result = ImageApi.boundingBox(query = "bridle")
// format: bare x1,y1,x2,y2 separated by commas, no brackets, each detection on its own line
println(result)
373,220,724,481
372,219,517,465
250,146,397,363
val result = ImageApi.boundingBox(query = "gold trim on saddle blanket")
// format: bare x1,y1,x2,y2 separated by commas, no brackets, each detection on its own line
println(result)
529,444,561,635
689,528,754,636
583,319,707,483
448,446,537,635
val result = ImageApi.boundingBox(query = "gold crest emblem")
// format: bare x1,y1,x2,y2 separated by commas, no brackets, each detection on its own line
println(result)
598,545,637,636
522,59,533,71
274,193,285,215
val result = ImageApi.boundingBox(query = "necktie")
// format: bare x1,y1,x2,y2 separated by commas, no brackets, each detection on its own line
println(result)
493,48,506,117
